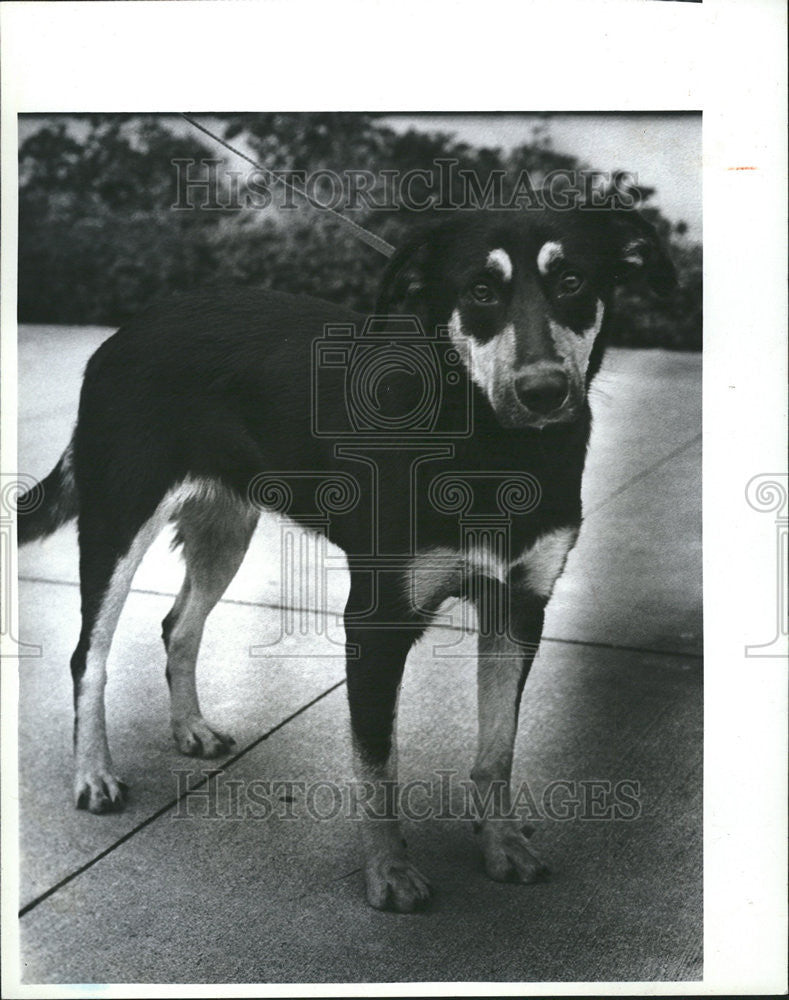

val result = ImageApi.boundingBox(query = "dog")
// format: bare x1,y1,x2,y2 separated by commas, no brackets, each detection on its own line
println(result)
18,206,675,912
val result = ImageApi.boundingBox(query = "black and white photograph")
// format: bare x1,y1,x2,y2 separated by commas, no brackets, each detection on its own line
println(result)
1,2,786,996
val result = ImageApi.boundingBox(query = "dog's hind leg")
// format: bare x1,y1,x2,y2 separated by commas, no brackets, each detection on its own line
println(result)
164,488,258,758
72,512,166,813
161,575,191,652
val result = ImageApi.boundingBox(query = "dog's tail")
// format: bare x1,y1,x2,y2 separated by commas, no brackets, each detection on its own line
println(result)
16,441,78,545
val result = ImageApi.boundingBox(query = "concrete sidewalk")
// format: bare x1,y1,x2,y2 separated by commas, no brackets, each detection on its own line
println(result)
16,326,702,984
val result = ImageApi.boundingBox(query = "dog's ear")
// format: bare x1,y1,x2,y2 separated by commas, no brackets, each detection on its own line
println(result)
375,232,433,316
607,211,678,297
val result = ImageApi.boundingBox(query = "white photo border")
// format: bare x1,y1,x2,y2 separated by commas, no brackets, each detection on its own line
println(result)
1,0,786,996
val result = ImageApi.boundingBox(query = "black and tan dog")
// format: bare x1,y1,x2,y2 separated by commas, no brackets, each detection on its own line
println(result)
18,207,675,911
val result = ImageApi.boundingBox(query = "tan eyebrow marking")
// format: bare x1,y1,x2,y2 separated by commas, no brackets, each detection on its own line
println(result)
537,241,564,276
486,248,513,282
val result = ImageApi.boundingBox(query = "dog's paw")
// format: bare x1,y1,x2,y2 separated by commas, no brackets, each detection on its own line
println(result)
364,856,432,913
476,820,549,883
74,770,128,814
172,716,236,758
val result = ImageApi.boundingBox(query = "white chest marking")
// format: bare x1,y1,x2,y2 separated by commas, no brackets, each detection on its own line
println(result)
486,248,513,282
404,543,509,613
405,526,578,612
514,525,579,600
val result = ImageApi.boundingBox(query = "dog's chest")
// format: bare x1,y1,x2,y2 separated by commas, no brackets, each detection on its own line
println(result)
404,524,579,612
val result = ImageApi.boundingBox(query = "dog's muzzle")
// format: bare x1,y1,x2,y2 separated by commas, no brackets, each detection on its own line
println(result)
513,367,570,417
501,363,581,428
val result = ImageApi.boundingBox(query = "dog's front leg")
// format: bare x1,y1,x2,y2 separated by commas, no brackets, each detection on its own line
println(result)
344,573,431,912
471,579,549,883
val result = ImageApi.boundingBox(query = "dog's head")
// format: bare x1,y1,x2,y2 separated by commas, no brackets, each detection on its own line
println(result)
376,209,676,429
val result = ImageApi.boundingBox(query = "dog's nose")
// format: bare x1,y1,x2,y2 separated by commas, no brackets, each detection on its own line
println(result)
514,369,570,415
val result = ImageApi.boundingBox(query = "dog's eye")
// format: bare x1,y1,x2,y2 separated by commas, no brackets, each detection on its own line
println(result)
557,270,585,296
470,282,497,304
